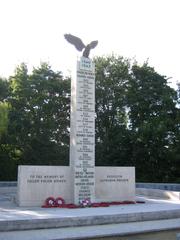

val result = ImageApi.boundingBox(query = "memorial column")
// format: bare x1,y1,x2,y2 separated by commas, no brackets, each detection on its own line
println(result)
70,57,95,204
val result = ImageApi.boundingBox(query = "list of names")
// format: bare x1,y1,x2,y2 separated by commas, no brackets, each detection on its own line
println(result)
70,57,95,204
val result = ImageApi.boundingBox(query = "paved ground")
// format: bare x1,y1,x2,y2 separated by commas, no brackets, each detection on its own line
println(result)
1,196,180,220
0,219,180,240
0,192,180,239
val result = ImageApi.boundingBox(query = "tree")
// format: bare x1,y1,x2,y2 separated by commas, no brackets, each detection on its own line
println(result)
94,56,133,166
0,78,9,138
170,82,180,182
8,63,70,166
0,77,9,101
0,56,179,182
94,56,179,182
0,102,9,139
126,63,179,182
0,78,19,180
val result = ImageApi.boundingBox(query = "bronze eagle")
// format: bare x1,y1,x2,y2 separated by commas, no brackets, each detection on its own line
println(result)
64,34,98,58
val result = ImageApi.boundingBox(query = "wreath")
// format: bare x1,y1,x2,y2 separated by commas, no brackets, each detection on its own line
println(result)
45,196,56,207
55,197,65,206
79,198,91,207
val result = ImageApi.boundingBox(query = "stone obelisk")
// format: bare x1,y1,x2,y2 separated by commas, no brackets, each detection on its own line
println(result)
70,57,95,204
64,34,98,204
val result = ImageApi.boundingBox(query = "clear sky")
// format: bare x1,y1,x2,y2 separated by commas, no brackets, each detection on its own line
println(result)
0,0,179,88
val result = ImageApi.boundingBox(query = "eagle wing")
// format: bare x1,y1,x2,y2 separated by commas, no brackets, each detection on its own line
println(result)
64,34,85,51
89,40,98,49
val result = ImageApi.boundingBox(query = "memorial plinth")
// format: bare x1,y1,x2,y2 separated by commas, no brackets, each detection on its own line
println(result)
70,57,95,204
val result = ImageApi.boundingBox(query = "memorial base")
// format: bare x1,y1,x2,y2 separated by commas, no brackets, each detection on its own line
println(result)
17,165,135,207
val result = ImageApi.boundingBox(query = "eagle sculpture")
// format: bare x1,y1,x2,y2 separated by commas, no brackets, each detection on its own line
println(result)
64,34,98,58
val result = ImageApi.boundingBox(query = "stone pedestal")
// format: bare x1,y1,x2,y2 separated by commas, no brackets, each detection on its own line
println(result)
17,166,72,206
17,165,135,206
95,167,135,202
70,57,95,204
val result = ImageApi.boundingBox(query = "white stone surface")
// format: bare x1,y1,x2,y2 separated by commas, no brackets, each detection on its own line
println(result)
0,219,180,240
17,166,72,206
17,166,135,206
136,188,180,200
96,167,135,202
70,57,95,204
1,195,180,238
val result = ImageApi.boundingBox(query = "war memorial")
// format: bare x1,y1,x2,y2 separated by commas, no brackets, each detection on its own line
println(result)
17,34,135,207
0,35,180,239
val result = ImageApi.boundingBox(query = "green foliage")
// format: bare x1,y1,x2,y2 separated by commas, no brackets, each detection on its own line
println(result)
0,102,9,138
0,78,10,138
0,57,179,182
94,56,132,166
0,77,9,101
0,144,20,181
126,63,179,182
94,56,179,182
7,63,70,168
0,77,19,180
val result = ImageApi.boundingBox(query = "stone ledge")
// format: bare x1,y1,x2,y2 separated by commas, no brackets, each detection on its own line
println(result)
0,182,17,187
136,188,180,200
1,207,180,232
136,183,180,191
0,218,180,240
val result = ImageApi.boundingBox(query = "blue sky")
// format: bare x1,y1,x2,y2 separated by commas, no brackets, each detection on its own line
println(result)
0,0,179,88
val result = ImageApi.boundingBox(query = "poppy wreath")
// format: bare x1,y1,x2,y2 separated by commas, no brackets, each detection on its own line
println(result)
45,196,56,207
55,197,65,207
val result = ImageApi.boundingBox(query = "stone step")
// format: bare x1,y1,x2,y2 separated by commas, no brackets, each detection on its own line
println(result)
0,218,180,240
1,206,180,232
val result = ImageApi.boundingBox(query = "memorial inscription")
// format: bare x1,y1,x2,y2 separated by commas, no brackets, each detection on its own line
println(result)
70,57,95,204
96,167,135,202
17,166,72,206
27,174,66,184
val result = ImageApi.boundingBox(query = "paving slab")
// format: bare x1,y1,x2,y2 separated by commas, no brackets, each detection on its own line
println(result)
0,196,180,232
0,218,180,240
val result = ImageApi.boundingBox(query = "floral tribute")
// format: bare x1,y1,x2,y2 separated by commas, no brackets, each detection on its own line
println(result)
42,196,145,208
44,197,56,207
79,198,91,207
